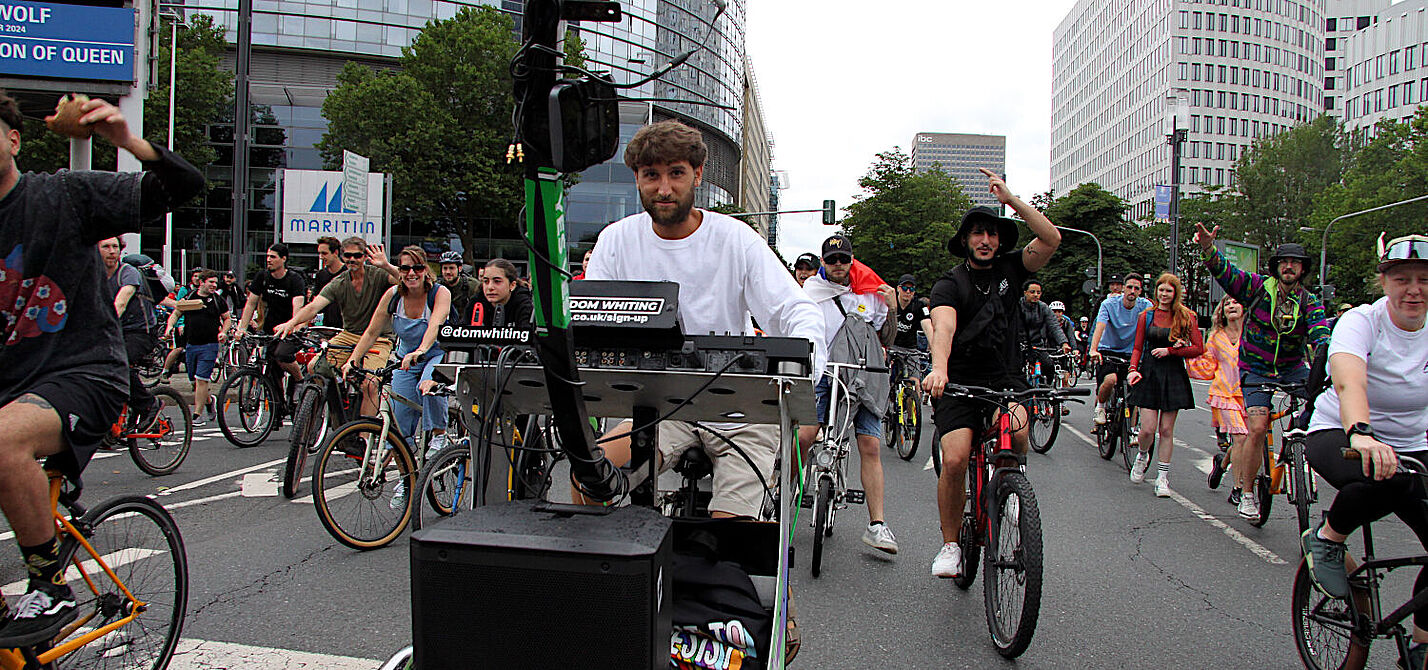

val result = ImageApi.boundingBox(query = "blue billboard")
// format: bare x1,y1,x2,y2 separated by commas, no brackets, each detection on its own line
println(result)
1154,184,1172,222
0,1,135,82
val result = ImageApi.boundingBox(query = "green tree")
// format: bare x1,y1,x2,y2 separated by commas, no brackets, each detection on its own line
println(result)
838,148,972,288
18,14,231,178
318,7,530,255
1227,114,1345,250
1041,183,1166,320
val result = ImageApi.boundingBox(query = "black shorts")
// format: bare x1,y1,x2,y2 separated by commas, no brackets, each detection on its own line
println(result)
173,328,187,348
933,376,1029,436
3,368,126,485
1096,353,1131,388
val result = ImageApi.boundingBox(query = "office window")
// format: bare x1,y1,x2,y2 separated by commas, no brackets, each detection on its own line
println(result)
1391,50,1401,75
1326,17,1337,31
1219,65,1227,82
1326,56,1335,71
1410,46,1418,72
1389,84,1399,108
1190,167,1200,182
1377,54,1385,78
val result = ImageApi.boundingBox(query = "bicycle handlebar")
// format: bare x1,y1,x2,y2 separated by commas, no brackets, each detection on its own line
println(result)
1242,381,1310,397
941,384,1092,402
1342,448,1428,475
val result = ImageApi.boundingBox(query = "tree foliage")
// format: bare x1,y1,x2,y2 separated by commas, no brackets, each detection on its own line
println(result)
1226,114,1345,250
838,148,971,289
1040,183,1166,320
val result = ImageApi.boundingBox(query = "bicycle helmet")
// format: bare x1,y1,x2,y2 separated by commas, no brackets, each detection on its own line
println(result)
439,251,463,265
1049,300,1066,311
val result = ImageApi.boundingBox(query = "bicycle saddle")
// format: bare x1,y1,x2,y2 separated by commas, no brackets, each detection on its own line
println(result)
673,447,714,481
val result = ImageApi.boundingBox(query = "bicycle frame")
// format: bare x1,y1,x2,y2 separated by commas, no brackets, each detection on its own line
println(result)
812,362,863,507
968,412,1018,537
0,474,146,668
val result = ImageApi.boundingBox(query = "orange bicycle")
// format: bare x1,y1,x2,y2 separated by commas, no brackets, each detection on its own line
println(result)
0,470,187,669
102,388,193,477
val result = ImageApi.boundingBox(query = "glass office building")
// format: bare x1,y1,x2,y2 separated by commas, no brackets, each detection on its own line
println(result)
166,0,746,275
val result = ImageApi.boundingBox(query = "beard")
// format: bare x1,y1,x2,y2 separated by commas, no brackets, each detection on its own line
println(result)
642,190,695,227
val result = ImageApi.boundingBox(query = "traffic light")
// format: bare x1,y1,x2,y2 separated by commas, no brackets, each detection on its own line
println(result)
822,200,836,225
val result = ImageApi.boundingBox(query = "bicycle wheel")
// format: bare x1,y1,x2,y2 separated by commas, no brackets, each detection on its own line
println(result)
931,429,943,477
311,420,417,550
1291,559,1370,670
1250,472,1274,528
216,369,277,448
414,446,473,531
1119,405,1143,473
983,471,1043,659
1028,399,1060,454
128,387,192,476
58,495,188,670
283,384,326,499
896,385,921,461
811,476,832,578
1096,411,1116,460
952,513,980,590
1289,439,1313,533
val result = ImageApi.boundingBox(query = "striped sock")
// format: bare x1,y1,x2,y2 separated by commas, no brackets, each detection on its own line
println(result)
1156,462,1171,477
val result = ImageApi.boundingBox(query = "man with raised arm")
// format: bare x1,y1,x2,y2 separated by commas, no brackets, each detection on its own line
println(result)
920,168,1062,579
0,90,203,644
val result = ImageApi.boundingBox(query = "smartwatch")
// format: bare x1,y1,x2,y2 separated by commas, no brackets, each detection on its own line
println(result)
1347,422,1375,439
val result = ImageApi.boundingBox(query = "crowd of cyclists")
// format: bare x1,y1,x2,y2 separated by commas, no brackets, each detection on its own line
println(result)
3,87,1427,664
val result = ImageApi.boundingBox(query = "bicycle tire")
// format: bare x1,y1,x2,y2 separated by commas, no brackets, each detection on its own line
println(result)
1120,405,1144,473
1096,411,1116,460
896,385,920,461
414,445,473,531
58,495,188,670
283,384,325,499
511,417,552,501
128,387,193,476
952,513,980,590
932,429,943,477
1250,472,1274,528
1290,439,1313,533
811,476,832,578
1291,559,1370,670
216,369,277,447
1028,398,1060,454
311,419,417,550
983,471,1043,658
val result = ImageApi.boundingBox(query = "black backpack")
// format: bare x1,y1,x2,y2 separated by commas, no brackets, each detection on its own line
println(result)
669,530,770,670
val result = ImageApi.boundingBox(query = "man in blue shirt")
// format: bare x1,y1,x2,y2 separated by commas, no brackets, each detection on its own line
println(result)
1088,272,1153,424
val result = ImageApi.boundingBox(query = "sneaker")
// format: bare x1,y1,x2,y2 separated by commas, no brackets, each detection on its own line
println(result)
426,434,448,458
1301,525,1350,598
931,542,962,578
862,522,899,555
1228,487,1243,505
1238,490,1261,520
389,481,408,511
1094,405,1107,425
1154,475,1171,498
132,399,164,433
192,414,207,428
1130,452,1149,484
0,582,77,647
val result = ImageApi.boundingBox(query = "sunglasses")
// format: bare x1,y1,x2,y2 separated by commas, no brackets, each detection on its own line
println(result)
898,284,915,291
397,264,426,273
824,254,852,265
1379,234,1428,263
342,252,365,259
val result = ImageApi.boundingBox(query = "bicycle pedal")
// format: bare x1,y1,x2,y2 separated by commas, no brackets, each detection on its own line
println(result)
845,489,865,504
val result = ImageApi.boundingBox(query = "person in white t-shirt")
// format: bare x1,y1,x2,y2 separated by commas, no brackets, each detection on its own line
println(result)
1301,233,1428,661
578,120,825,519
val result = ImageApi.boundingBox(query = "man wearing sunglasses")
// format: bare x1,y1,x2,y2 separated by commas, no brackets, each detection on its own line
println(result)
1194,222,1329,520
893,274,933,353
275,237,401,415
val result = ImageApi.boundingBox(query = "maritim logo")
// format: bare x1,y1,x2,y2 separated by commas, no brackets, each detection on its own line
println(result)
280,170,384,244
288,180,375,236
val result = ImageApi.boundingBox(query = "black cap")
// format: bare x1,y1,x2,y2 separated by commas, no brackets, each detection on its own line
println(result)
793,252,820,270
821,234,853,260
897,274,916,286
948,206,1019,257
1107,274,1124,285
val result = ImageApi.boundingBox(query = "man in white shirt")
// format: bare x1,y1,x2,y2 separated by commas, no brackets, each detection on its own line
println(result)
581,120,825,519
799,234,900,554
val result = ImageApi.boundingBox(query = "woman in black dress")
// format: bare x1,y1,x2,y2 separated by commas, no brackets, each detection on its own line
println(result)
1127,272,1205,496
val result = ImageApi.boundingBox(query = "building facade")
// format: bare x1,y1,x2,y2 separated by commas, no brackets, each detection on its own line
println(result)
1339,0,1428,134
1052,0,1328,220
739,56,773,241
910,132,1006,209
173,0,749,275
1322,0,1391,114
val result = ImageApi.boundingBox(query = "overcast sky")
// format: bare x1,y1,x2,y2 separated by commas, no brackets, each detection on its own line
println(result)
746,0,1076,260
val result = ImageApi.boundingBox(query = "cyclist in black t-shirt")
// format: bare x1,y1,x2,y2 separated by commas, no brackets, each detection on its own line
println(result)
238,243,307,421
310,236,345,330
920,168,1063,579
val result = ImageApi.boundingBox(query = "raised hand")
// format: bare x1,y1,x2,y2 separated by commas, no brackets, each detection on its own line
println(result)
979,167,1013,205
1193,222,1219,251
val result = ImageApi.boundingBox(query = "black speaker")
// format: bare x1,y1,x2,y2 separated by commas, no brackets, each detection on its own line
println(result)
410,502,673,670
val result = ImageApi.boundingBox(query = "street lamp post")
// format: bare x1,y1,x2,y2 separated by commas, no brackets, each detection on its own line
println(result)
1166,92,1189,275
158,10,188,273
1055,224,1102,292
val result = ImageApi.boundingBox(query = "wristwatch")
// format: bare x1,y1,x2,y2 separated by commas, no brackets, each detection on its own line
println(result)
1346,422,1375,439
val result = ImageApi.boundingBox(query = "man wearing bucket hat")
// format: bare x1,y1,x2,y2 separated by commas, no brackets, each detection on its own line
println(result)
1195,223,1330,520
920,168,1063,578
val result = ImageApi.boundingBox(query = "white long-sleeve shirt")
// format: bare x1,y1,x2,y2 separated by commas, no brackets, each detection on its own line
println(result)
587,209,826,376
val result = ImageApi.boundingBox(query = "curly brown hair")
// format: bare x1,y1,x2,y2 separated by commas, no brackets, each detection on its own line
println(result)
623,120,706,171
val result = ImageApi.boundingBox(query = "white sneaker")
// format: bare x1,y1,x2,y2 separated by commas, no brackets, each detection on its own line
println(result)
1094,405,1107,425
1154,475,1171,498
1238,490,1261,520
862,523,899,555
932,542,962,578
426,434,448,458
389,481,408,510
1130,453,1150,484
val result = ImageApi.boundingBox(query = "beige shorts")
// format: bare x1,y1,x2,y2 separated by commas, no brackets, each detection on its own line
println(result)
324,329,393,371
652,422,780,519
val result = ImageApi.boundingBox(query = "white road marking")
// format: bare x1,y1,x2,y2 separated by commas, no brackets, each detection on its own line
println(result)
158,490,244,510
169,637,378,669
1,548,164,596
241,472,281,497
1063,426,1287,565
157,458,287,496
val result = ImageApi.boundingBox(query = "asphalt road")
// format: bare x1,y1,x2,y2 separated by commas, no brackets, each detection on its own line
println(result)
2,375,1424,668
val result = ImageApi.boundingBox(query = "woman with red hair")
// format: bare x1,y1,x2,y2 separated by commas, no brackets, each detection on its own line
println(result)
1127,272,1205,496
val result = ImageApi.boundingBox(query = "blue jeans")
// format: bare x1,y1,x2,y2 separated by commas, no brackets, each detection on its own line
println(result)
814,375,882,438
390,351,447,444
185,342,220,382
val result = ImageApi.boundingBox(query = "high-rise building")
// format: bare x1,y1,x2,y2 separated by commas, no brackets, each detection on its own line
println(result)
172,0,748,274
1322,0,1391,115
1052,0,1327,220
1338,0,1428,134
740,56,774,241
910,132,1006,209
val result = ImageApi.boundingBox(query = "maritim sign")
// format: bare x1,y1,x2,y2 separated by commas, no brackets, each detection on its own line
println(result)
0,0,136,82
280,169,387,245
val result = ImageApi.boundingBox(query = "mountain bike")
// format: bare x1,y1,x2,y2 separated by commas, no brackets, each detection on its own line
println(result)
1024,346,1066,454
883,346,926,461
1291,450,1426,670
1208,381,1315,530
101,387,193,476
1093,353,1142,469
134,331,174,391
413,411,553,530
0,470,188,669
806,359,881,578
282,327,365,499
310,361,453,550
216,332,280,447
932,383,1089,658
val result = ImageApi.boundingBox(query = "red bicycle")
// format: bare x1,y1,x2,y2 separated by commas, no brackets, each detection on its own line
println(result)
931,383,1088,658
102,386,193,476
